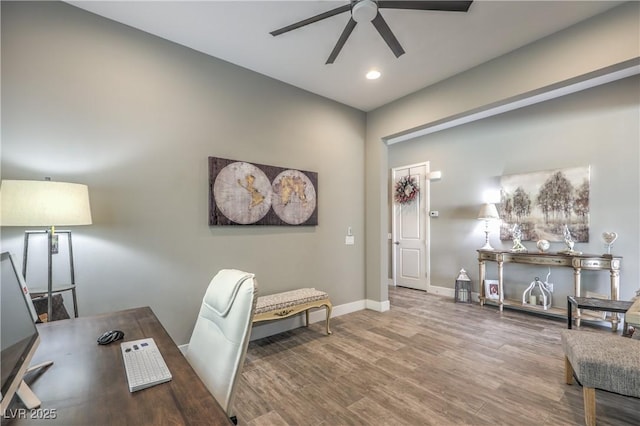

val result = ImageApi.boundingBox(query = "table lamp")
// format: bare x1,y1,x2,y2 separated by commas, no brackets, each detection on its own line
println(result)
477,203,500,250
0,179,92,321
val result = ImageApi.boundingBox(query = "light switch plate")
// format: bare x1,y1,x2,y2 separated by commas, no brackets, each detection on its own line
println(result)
345,235,355,245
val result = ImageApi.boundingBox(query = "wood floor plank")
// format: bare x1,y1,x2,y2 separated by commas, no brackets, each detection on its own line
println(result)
312,375,368,408
235,286,640,425
246,410,289,426
403,362,497,410
345,396,402,425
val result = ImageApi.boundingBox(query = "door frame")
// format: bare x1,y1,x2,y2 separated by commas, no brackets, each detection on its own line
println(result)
391,161,432,292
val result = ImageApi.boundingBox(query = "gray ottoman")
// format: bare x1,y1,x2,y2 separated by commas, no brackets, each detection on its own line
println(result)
560,329,640,426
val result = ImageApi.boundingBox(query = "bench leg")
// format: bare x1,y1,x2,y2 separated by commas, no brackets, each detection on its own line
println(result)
305,309,310,327
583,387,596,426
565,355,596,426
564,356,574,385
325,304,332,335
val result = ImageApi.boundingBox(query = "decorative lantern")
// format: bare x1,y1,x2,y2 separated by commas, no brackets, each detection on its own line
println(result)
455,269,472,304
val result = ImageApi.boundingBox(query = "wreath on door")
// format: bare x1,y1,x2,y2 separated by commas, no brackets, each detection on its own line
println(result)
394,175,419,204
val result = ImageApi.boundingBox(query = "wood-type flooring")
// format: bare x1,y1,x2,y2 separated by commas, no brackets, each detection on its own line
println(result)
235,286,639,425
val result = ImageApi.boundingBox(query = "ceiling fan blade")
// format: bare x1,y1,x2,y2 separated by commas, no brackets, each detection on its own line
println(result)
371,12,405,58
377,1,473,12
326,18,358,64
271,4,351,36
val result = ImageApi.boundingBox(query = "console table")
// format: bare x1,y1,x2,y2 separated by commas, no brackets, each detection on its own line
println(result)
478,250,622,330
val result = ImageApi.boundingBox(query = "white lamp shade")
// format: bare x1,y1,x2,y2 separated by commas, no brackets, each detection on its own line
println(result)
477,203,500,220
1,180,92,226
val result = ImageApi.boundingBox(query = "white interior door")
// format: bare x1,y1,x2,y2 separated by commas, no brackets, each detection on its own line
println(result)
392,163,429,291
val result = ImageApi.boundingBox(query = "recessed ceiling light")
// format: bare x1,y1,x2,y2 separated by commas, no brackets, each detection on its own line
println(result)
366,70,381,80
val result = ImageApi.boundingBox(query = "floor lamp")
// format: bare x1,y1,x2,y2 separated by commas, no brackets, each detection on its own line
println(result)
0,179,92,321
477,203,500,250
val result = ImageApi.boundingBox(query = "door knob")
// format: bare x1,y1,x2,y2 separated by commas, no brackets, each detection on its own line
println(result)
394,241,400,245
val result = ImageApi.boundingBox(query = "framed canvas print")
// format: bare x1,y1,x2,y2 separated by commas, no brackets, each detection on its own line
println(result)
209,157,318,226
499,166,590,242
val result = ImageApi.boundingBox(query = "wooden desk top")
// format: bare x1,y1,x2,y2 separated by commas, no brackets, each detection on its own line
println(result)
3,307,231,426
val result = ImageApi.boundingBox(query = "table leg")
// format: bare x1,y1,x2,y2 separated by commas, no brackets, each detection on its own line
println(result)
478,259,486,307
574,267,582,327
498,259,504,312
568,298,572,329
610,269,620,331
611,318,620,332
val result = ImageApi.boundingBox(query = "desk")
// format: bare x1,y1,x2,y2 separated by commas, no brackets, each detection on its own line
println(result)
3,307,231,426
478,250,622,329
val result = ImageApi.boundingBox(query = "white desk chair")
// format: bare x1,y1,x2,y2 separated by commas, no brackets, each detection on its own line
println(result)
183,269,258,424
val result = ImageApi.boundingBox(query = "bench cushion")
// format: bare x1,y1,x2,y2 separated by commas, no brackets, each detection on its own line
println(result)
255,288,329,314
561,329,640,398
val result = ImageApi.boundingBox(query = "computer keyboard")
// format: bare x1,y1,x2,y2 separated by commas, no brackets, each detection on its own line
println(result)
121,338,172,392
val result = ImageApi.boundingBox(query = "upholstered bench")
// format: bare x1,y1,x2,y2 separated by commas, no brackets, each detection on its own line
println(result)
253,288,332,335
560,329,640,426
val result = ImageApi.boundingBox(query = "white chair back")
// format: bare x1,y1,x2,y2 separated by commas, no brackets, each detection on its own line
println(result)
185,269,258,419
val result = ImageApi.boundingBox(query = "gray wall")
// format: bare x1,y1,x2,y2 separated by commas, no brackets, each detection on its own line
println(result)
389,75,640,303
1,1,366,344
365,1,639,304
2,1,638,344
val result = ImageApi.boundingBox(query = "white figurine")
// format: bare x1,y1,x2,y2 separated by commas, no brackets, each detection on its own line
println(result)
602,232,618,255
559,225,581,255
510,224,527,253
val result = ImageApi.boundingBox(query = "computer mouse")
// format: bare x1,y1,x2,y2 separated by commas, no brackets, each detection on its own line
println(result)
97,330,125,345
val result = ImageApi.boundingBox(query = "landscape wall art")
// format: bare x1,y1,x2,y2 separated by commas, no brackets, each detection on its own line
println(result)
498,166,590,242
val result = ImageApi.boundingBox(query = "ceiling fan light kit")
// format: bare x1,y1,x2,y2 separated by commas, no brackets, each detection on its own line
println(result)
352,0,378,23
270,0,473,64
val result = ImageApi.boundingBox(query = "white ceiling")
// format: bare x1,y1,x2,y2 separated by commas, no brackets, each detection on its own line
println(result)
67,1,624,112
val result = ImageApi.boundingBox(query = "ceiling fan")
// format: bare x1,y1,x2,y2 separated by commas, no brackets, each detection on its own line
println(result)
270,0,474,64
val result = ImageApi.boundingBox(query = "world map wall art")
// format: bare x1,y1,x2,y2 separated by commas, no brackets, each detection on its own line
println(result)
209,157,318,226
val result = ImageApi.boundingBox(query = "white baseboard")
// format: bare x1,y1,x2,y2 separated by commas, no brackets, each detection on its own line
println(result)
366,299,390,312
387,282,457,299
388,282,476,303
428,284,456,298
428,285,482,302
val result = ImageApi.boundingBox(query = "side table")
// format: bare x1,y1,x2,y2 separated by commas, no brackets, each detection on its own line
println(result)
567,296,633,335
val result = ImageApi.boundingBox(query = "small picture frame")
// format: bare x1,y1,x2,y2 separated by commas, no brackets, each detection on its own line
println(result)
485,279,499,300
